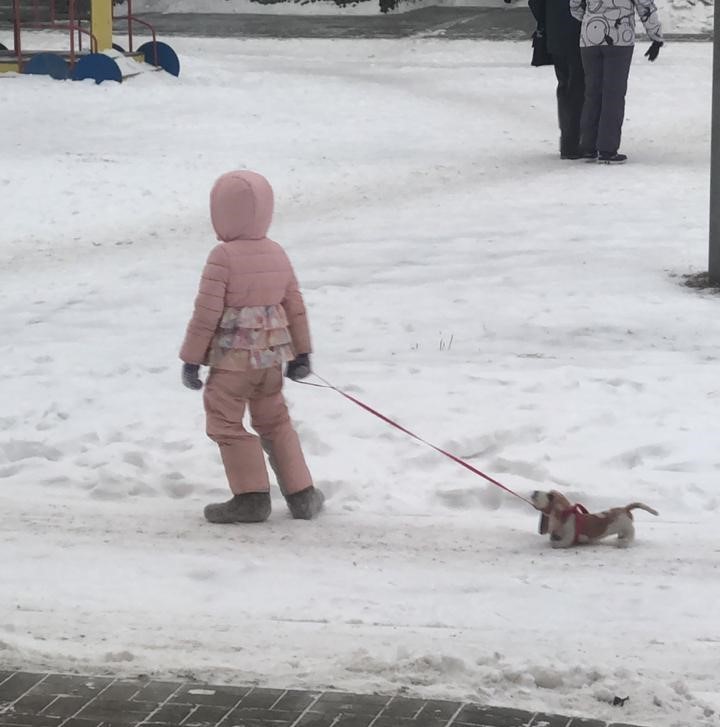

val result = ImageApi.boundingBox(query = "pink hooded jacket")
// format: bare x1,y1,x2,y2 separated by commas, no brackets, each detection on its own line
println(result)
179,171,311,369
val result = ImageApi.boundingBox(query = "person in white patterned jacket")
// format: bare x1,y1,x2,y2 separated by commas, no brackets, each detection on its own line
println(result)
569,0,664,163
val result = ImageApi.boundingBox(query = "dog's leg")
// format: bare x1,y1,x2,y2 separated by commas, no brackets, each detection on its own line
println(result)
550,516,576,548
616,515,635,547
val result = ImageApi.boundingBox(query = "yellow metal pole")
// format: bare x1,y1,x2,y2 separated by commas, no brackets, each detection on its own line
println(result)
90,0,113,52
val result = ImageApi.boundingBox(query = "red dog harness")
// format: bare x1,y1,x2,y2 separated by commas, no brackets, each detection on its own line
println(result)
559,503,590,544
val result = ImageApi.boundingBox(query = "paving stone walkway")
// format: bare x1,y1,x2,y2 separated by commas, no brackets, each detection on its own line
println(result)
0,671,647,727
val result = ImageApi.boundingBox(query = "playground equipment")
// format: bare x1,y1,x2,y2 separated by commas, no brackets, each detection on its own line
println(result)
0,0,180,82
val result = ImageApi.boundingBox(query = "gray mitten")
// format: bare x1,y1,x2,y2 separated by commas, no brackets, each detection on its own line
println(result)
286,354,311,381
182,363,203,390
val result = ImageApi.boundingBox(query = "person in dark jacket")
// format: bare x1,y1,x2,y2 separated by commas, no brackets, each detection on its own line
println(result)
529,0,587,159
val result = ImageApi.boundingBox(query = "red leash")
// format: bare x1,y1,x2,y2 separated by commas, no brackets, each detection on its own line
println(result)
301,373,535,507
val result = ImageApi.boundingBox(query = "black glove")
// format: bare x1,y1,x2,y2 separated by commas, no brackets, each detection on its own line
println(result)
286,353,311,382
181,363,203,390
644,40,662,62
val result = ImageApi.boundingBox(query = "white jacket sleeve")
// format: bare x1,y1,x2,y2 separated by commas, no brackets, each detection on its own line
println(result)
633,0,663,42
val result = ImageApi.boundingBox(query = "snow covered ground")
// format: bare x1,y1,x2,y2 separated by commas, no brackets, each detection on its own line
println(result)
1,34,719,727
662,0,714,34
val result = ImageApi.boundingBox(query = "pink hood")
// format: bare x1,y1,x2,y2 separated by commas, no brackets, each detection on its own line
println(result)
180,169,311,366
210,170,274,242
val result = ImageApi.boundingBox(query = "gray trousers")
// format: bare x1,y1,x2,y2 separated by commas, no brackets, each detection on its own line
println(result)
580,45,634,155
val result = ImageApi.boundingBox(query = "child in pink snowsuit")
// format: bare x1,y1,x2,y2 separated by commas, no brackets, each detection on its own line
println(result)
179,170,324,523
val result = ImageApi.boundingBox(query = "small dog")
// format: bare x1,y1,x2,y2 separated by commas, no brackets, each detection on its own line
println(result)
531,489,658,548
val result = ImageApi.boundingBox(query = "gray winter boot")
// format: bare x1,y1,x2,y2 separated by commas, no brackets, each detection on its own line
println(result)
203,492,271,524
285,486,325,520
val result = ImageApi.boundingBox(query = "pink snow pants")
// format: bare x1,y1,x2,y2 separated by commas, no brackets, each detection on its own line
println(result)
203,366,313,496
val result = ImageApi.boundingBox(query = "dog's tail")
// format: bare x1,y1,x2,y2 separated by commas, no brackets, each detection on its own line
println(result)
626,502,659,516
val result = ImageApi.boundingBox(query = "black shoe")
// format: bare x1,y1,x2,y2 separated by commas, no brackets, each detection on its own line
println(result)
560,151,582,160
204,492,271,523
598,151,627,164
286,486,325,520
581,150,598,161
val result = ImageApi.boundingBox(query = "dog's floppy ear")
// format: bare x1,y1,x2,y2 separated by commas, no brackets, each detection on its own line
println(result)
539,512,549,534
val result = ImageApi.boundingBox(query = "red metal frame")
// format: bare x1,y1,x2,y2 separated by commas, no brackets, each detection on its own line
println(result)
7,0,161,74
11,0,98,69
10,0,22,71
112,0,159,66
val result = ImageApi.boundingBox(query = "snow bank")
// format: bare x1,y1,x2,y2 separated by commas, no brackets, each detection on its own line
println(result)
661,0,714,33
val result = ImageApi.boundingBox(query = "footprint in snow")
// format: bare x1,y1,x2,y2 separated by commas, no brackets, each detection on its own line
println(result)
89,481,157,500
488,457,549,483
0,440,63,463
122,451,146,469
604,444,671,469
41,476,72,487
104,651,135,663
186,569,217,582
162,440,194,453
145,366,168,374
436,486,502,511
163,481,195,499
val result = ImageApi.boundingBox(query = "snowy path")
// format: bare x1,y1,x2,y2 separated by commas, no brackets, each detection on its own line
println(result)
1,36,719,727
3,497,719,726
